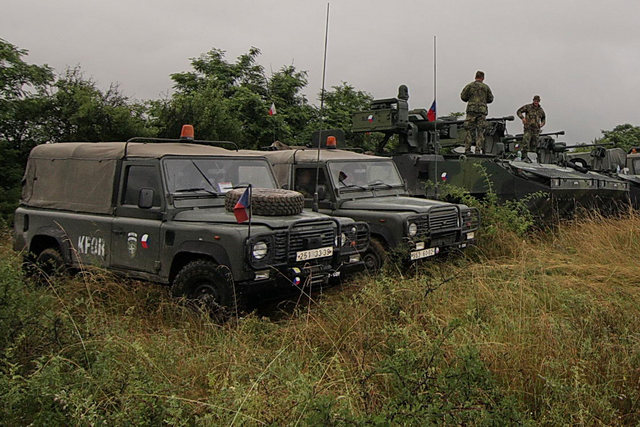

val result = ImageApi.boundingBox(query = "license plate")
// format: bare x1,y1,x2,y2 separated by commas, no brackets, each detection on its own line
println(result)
296,246,333,262
466,232,475,240
410,247,437,260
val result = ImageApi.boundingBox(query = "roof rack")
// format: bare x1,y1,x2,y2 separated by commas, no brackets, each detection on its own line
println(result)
124,137,239,157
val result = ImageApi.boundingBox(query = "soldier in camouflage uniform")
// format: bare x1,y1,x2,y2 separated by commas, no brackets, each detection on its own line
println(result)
460,70,494,154
516,95,546,154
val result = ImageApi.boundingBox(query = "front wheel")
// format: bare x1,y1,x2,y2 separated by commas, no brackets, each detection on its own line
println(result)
362,239,386,273
171,260,239,315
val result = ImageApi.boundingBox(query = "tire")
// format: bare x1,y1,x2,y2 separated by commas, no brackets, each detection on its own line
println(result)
362,238,386,273
33,247,67,282
225,188,304,216
171,260,239,315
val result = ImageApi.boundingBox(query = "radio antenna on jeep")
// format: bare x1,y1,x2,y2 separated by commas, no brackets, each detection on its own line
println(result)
313,2,330,213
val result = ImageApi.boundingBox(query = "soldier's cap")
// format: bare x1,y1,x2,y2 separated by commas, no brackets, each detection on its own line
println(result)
533,95,541,101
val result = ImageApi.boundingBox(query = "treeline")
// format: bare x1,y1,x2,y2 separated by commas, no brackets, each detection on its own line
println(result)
0,39,375,222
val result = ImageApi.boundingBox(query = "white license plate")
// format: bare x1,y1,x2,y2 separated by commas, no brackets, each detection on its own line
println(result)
466,232,475,240
410,247,437,260
296,246,333,262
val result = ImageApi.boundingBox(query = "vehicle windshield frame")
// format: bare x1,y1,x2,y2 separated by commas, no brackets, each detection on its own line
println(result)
326,159,405,194
162,155,279,198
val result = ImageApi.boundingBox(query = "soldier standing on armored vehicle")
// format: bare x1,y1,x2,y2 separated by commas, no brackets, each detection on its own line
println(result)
517,95,546,156
460,70,494,154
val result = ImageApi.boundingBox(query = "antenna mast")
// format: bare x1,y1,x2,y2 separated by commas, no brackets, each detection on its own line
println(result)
313,2,330,212
433,35,439,199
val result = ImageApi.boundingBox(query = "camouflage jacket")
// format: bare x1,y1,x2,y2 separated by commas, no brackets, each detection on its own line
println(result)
460,81,494,115
516,103,546,129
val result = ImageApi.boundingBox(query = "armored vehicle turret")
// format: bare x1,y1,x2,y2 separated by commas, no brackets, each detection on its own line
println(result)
352,85,629,218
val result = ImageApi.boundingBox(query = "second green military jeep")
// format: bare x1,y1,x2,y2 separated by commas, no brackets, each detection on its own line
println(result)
259,140,480,271
14,140,369,312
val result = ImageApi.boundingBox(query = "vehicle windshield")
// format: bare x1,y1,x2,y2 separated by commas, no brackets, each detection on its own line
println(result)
633,159,640,174
327,160,404,190
164,157,277,194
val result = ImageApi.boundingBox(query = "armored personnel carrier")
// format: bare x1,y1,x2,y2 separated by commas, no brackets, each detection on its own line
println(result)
14,135,369,312
258,134,479,271
351,85,629,218
567,146,640,207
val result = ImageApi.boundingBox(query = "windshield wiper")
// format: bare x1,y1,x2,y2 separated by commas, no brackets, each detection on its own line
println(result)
339,182,368,191
174,187,219,196
367,180,394,189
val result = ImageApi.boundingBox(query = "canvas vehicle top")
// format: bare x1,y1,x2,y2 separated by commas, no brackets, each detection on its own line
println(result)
14,139,370,312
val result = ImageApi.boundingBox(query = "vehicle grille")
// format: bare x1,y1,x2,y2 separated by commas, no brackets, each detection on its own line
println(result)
429,207,459,232
274,222,336,264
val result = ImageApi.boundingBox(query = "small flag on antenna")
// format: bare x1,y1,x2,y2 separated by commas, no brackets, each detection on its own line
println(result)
427,100,437,122
268,102,277,116
233,186,252,223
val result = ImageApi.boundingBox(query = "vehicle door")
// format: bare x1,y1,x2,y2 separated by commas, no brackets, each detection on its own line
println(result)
293,166,335,211
111,161,164,274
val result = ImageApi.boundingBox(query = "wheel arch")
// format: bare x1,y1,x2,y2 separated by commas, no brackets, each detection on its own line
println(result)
168,241,233,283
28,228,73,264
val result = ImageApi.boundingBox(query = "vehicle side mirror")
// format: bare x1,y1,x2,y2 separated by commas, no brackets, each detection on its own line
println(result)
317,184,327,201
138,188,155,209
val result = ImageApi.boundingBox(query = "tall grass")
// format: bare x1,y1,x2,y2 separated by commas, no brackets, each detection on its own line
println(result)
1,213,640,424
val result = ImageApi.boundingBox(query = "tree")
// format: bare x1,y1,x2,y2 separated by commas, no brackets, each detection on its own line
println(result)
315,82,373,146
151,47,314,148
46,67,152,142
0,38,54,149
0,39,54,222
598,124,640,152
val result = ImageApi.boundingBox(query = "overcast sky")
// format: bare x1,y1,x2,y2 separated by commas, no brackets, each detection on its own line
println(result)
3,0,639,143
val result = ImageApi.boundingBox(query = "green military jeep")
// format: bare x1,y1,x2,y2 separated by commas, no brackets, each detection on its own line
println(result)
259,142,480,271
13,140,369,311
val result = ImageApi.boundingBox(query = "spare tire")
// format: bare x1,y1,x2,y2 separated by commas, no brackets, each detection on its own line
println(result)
225,188,304,216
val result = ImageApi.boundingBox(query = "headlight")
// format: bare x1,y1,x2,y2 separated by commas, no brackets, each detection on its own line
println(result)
335,232,348,247
252,241,268,260
408,222,418,237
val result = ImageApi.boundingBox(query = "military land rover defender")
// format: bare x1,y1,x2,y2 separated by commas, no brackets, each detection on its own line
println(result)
14,140,369,311
259,136,479,271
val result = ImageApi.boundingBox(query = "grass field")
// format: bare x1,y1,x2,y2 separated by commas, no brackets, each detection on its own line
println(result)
1,214,639,424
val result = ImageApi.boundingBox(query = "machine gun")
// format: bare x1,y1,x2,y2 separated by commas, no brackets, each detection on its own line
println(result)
502,130,565,143
352,85,515,155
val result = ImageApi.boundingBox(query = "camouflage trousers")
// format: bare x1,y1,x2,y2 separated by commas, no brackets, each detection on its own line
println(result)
464,113,488,153
522,126,541,152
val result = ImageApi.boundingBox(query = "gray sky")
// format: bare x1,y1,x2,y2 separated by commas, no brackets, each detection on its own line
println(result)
3,0,639,143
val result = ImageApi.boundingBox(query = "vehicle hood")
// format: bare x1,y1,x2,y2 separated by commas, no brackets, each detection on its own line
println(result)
173,208,341,229
338,195,458,214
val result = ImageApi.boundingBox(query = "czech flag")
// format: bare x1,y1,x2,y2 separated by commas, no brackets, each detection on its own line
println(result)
233,186,251,223
268,102,276,116
427,100,436,122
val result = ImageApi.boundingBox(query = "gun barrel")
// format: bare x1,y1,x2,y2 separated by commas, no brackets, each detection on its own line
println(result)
488,115,515,122
566,142,614,149
540,130,565,137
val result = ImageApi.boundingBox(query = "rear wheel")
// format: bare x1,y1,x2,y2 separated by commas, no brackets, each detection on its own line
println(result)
362,238,386,273
31,247,66,282
171,260,240,315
